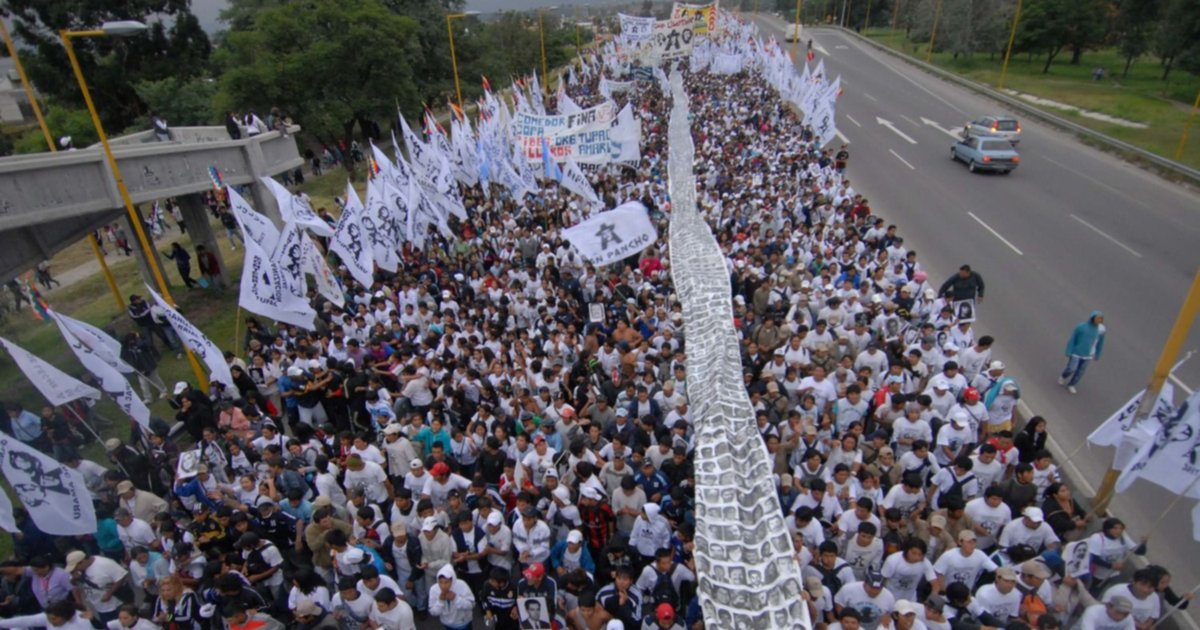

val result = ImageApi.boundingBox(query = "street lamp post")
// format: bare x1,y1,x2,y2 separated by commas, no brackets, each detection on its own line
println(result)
0,20,124,310
998,0,1023,91
446,13,466,109
61,22,209,389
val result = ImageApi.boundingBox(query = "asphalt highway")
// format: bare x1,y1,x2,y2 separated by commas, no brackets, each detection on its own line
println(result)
748,16,1200,623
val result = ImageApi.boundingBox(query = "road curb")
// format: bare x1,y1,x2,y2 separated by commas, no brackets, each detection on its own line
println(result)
829,26,1200,187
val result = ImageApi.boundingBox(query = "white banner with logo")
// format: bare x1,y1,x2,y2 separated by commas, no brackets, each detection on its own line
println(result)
145,286,235,389
329,182,376,289
49,310,150,428
0,335,101,404
302,233,345,307
363,176,401,272
0,430,98,535
1116,390,1200,496
228,186,280,250
521,103,641,165
563,201,657,266
262,177,333,237
619,13,656,42
238,235,317,330
514,102,617,140
51,311,133,374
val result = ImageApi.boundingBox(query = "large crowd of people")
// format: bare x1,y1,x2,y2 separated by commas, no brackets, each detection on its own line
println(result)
0,17,1191,630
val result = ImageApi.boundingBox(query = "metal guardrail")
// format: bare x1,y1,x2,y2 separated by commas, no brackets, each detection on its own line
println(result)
832,26,1200,186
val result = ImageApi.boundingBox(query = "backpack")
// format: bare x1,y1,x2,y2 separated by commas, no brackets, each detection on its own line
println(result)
814,561,848,594
937,473,976,509
649,567,680,610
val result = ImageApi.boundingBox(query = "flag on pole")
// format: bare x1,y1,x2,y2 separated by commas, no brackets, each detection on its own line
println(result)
261,177,334,237
0,336,100,405
0,431,97,535
227,186,279,250
144,286,235,390
48,311,134,374
270,223,310,305
1089,386,1176,447
301,233,344,308
560,158,603,207
541,138,563,182
1116,389,1200,495
364,176,401,272
238,234,317,330
329,181,375,289
48,310,151,429
562,201,657,266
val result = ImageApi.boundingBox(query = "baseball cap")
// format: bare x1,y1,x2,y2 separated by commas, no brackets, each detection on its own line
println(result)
64,550,87,572
1020,559,1052,579
104,438,121,451
957,529,977,543
116,480,134,493
567,530,584,544
1108,596,1133,614
865,569,884,588
421,517,438,532
173,381,188,395
929,514,947,529
410,458,424,470
989,360,1006,371
581,486,603,501
382,424,402,435
1023,507,1044,523
486,512,503,528
522,562,545,581
895,600,919,615
995,566,1018,581
656,603,676,622
431,462,451,476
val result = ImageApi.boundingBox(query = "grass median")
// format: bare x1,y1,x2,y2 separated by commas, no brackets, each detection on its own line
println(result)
864,30,1200,170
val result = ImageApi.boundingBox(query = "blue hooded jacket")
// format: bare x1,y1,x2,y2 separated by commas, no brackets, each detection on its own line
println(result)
1065,311,1105,359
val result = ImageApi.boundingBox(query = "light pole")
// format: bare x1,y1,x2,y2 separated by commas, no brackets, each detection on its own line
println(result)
539,10,550,97
0,20,124,310
61,21,209,388
446,13,466,109
998,0,1022,91
925,0,944,63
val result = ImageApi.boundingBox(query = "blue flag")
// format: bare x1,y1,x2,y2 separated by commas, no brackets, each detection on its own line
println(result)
541,137,562,183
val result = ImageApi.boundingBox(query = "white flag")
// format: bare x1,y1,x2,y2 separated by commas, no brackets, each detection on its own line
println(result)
562,201,657,266
227,186,279,250
49,310,150,428
1193,502,1200,542
560,158,603,207
0,336,100,405
0,485,15,533
144,286,235,390
238,235,317,330
1116,390,1200,495
364,176,401,272
811,96,838,148
50,310,134,374
261,177,334,237
0,431,97,535
301,233,345,307
329,182,375,289
558,82,582,115
271,222,309,304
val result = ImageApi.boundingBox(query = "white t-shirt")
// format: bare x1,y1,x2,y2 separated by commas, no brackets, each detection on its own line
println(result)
998,519,1059,551
369,599,415,629
833,581,896,630
968,457,1004,490
344,461,390,503
81,556,129,613
973,583,1021,621
964,498,1011,549
880,554,936,601
882,485,924,518
935,425,973,465
1078,603,1136,630
933,548,997,590
1102,584,1161,625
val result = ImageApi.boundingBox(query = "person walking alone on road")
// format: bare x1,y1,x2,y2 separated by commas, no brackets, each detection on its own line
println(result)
938,265,985,304
1059,310,1105,394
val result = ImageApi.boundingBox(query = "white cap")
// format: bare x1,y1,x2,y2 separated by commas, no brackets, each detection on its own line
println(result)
421,517,438,532
581,486,603,501
552,486,571,504
486,512,503,528
410,458,424,470
567,530,584,544
287,367,303,377
342,547,365,564
1023,507,1044,523
990,360,1006,370
173,381,188,395
895,600,919,615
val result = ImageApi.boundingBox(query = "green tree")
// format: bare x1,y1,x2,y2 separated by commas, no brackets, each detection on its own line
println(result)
1015,0,1105,72
134,77,218,127
1154,0,1200,80
13,103,98,153
1115,0,1163,77
214,0,422,142
2,0,211,134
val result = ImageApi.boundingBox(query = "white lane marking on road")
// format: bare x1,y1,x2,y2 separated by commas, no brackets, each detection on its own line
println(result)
900,114,920,127
863,92,879,102
1069,214,1144,258
920,116,962,139
813,42,830,55
836,130,851,144
846,114,862,127
834,45,848,49
839,34,967,115
889,149,916,170
1170,374,1195,395
967,211,1025,255
876,117,918,144
1039,155,1152,210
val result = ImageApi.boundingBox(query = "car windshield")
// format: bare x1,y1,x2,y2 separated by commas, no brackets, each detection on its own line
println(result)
994,120,1018,131
981,140,1014,151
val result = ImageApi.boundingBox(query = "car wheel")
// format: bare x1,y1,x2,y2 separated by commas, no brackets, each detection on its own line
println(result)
968,160,977,172
951,148,958,162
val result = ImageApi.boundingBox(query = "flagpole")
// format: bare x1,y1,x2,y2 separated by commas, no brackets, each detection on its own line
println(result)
64,404,126,476
1152,582,1200,629
1094,267,1200,513
539,10,550,99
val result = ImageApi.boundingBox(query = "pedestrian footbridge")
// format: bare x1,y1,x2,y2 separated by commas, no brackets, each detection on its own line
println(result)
0,126,303,282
